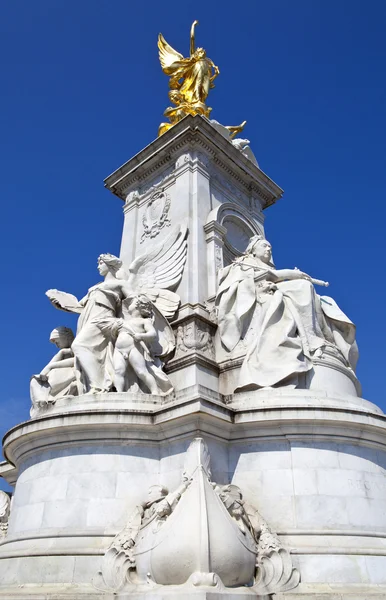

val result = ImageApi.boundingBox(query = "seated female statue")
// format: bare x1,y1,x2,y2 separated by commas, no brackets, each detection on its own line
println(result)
30,326,77,415
215,235,358,390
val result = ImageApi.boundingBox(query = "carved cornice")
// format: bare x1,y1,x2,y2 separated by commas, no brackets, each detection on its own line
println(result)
104,115,283,210
166,352,219,375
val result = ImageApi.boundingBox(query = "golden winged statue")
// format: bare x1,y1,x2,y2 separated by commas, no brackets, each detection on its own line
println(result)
158,21,220,136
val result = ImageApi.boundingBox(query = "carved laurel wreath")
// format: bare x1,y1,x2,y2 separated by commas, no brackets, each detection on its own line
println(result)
141,189,171,242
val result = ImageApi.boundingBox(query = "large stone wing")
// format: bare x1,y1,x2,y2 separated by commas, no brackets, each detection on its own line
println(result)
139,288,181,321
129,223,188,297
158,33,184,72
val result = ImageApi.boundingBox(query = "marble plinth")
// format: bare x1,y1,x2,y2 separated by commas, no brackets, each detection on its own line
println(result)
1,389,386,597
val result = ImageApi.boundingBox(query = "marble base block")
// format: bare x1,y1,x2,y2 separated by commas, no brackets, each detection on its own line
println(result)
1,388,386,598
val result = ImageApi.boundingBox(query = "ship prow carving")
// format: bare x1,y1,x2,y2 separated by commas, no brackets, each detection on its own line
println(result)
99,438,300,597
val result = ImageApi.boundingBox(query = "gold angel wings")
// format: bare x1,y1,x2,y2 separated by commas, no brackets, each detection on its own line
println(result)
158,21,220,136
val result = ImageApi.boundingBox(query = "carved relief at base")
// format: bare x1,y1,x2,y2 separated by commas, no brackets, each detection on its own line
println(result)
97,438,300,596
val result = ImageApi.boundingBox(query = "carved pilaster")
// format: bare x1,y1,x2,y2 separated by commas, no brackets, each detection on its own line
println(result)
204,221,227,298
166,315,218,379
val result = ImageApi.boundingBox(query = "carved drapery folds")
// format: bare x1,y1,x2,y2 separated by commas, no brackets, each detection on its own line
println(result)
215,235,360,393
30,326,77,418
0,492,11,539
38,225,188,408
98,438,300,596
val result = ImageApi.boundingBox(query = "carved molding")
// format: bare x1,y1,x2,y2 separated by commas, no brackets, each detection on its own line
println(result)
125,166,175,206
140,188,171,242
111,125,282,208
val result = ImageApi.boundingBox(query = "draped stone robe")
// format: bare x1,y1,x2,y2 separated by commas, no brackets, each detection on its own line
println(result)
216,257,358,390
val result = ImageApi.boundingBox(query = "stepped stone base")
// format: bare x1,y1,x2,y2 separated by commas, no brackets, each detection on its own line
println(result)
1,389,386,598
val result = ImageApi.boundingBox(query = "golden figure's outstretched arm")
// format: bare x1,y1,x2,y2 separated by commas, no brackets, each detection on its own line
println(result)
190,20,199,55
210,61,220,83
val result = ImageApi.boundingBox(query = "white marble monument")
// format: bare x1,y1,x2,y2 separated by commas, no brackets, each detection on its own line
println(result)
1,22,386,600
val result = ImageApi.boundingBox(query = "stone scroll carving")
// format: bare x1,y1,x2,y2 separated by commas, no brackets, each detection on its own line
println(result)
42,225,188,401
215,235,359,392
0,492,11,539
97,438,299,596
140,188,171,242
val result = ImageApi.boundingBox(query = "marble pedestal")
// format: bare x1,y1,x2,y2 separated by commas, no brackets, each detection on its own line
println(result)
1,388,386,598
1,116,383,598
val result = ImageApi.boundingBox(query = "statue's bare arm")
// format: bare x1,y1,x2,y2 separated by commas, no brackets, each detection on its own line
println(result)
210,61,220,82
132,321,157,344
34,350,74,381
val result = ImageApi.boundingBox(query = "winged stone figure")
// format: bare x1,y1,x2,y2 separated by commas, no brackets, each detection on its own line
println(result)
46,224,188,394
158,21,219,136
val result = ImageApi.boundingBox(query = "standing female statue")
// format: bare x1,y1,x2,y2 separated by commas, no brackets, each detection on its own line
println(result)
47,254,132,394
216,235,358,390
46,225,188,396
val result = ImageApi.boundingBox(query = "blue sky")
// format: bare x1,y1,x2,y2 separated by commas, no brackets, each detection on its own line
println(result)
1,1,385,487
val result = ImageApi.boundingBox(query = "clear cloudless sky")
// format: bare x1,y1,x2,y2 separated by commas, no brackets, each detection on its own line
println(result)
1,0,385,488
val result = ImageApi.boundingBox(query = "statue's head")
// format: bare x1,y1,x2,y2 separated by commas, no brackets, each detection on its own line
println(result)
168,90,183,106
246,235,273,265
49,326,75,349
147,484,168,504
124,295,153,318
97,253,123,277
219,485,245,516
194,47,206,59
